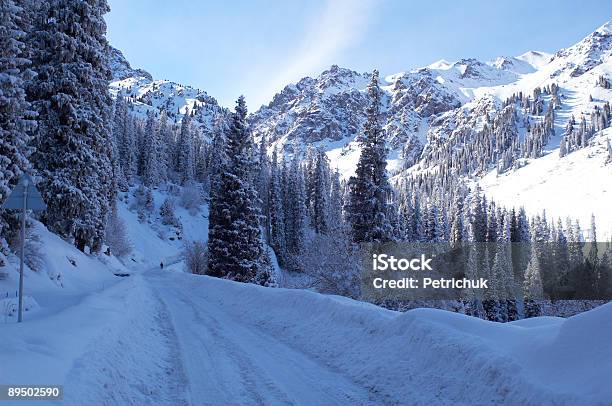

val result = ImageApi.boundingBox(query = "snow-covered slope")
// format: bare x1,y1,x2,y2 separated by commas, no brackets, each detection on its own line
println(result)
0,221,126,321
479,129,612,236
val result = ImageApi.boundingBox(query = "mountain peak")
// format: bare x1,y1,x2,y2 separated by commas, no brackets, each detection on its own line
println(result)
595,19,612,35
108,46,152,81
515,51,552,69
551,20,612,77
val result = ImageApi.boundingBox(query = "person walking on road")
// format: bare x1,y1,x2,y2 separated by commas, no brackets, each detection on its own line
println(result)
160,261,164,270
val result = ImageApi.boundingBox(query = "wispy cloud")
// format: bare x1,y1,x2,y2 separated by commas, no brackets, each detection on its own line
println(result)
252,0,378,108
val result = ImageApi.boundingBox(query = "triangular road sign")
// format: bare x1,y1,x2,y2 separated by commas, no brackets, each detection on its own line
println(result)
1,174,47,211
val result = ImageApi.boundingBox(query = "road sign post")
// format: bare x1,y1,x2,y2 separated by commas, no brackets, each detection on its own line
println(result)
1,174,47,323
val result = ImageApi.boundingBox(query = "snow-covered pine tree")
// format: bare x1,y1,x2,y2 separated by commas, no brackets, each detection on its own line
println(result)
268,147,286,263
467,187,486,243
500,211,518,321
523,239,544,318
142,110,160,186
327,168,344,233
28,0,114,252
311,149,330,235
450,193,465,247
424,203,438,242
551,217,570,293
156,109,170,183
256,133,270,239
436,206,448,242
588,214,598,264
347,69,392,243
108,113,127,195
176,109,195,184
193,133,207,183
283,153,306,266
114,95,137,184
206,116,228,192
0,0,35,243
567,218,585,270
110,93,128,190
207,96,269,283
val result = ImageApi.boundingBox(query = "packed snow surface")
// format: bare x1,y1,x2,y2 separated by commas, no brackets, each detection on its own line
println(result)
1,264,610,405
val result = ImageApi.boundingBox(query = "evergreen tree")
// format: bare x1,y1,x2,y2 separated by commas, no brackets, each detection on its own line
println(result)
207,96,268,283
424,203,438,242
284,153,306,263
467,187,487,242
311,149,330,234
552,217,570,293
176,109,194,184
206,117,228,190
268,147,286,262
142,110,160,186
115,97,137,183
256,134,270,239
588,214,598,265
0,0,35,240
450,194,465,247
347,69,392,243
156,110,170,182
327,168,344,233
28,0,114,252
523,240,544,318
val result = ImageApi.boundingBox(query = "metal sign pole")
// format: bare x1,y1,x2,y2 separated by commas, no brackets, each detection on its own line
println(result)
2,173,46,323
18,182,28,323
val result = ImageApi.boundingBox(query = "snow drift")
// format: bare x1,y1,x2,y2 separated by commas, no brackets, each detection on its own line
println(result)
186,274,612,405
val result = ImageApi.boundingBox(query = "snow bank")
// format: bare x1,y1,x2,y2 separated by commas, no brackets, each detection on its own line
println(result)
0,221,124,322
0,274,188,405
184,275,611,405
0,295,38,319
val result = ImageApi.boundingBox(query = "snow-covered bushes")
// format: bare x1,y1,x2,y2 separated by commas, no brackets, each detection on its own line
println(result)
300,233,361,299
7,227,45,273
185,240,207,275
24,231,45,273
105,211,132,257
131,185,155,213
131,186,154,222
159,198,179,227
0,241,8,279
180,184,201,214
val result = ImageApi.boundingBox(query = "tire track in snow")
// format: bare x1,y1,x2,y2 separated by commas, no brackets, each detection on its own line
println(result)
60,275,189,406
147,271,387,405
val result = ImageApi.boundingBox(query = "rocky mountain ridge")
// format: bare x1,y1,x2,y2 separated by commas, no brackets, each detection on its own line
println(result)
107,21,612,232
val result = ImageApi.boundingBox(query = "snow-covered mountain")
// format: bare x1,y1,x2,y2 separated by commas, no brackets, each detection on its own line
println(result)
108,48,229,139
250,22,610,167
108,21,612,235
247,21,612,235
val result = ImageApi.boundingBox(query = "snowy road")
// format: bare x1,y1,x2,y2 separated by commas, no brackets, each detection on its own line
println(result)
4,262,609,405
145,270,382,406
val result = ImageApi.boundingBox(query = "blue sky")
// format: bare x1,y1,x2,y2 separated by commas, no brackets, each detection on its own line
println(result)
106,0,612,110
